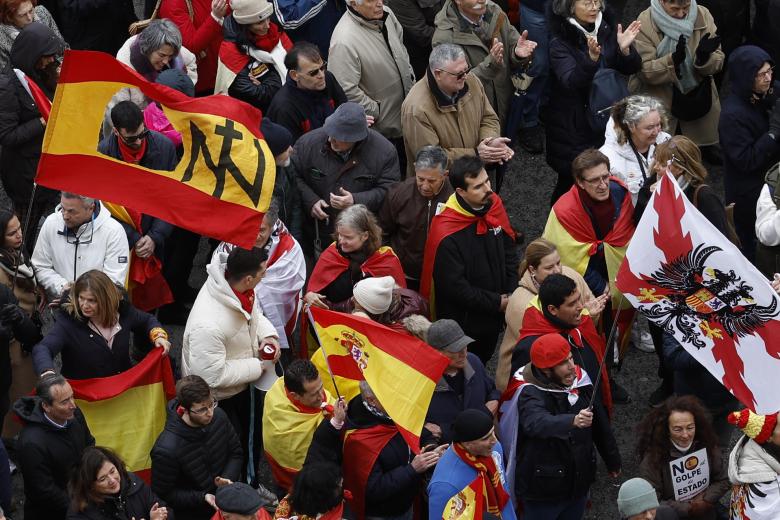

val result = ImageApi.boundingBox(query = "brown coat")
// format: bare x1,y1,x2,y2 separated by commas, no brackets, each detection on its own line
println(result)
495,265,595,391
628,6,724,146
401,73,501,176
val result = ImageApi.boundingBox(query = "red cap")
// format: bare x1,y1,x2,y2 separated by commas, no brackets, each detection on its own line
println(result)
531,333,571,369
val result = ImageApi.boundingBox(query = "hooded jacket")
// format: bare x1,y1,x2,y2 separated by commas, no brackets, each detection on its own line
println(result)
31,202,130,299
66,472,170,520
719,46,780,210
728,435,780,520
151,400,243,520
13,396,95,520
0,22,64,203
181,252,278,400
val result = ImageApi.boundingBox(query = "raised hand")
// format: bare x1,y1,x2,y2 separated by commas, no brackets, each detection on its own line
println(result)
587,36,602,62
489,38,504,65
514,30,537,59
616,21,641,54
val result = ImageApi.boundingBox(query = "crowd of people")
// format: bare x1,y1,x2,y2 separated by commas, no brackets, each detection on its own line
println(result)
0,0,780,518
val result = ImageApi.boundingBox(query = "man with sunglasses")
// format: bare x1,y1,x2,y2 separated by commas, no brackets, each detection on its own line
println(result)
151,375,244,520
267,42,348,142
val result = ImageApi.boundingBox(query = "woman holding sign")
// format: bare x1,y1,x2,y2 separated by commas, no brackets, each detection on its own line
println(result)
636,395,728,519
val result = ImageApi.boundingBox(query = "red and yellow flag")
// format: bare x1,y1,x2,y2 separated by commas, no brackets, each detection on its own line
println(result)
36,50,276,248
308,307,449,452
69,349,175,482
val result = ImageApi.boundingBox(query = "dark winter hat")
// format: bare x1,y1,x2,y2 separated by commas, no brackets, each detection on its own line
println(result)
155,68,195,97
10,22,64,73
261,118,294,158
215,482,263,515
452,409,493,443
323,102,368,142
427,319,474,353
617,478,659,518
530,333,570,369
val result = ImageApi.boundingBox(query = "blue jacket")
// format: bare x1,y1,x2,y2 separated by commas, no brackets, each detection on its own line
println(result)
428,441,516,520
719,45,780,208
273,0,345,58
425,352,500,443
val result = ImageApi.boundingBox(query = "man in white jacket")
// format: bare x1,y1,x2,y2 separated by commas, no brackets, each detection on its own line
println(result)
182,245,280,475
31,192,130,300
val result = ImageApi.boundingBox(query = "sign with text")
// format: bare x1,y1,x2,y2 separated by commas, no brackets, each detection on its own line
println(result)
669,447,709,501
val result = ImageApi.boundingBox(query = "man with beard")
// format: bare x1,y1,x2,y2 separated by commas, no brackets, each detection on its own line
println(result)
505,334,620,519
419,155,518,364
0,22,63,253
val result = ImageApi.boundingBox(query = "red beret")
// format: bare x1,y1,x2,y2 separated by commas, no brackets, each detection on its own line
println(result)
531,333,571,369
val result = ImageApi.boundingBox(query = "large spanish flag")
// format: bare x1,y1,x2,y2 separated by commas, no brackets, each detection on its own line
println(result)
36,50,276,248
69,349,175,482
308,307,449,452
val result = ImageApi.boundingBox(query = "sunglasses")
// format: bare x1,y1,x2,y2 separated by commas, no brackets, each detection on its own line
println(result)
436,67,471,80
303,61,327,77
118,129,149,144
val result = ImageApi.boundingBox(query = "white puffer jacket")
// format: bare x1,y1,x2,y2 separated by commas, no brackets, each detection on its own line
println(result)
182,252,278,400
599,117,671,204
728,435,780,520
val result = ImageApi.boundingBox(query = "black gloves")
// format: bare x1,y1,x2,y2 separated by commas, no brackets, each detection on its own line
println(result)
695,32,721,65
0,304,24,327
672,35,687,75
770,99,780,137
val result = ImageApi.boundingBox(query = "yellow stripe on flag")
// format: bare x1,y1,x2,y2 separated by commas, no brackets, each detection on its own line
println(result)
76,381,167,473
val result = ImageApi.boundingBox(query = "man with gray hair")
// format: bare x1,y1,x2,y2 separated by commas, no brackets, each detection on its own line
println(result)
378,145,454,289
401,43,511,178
31,191,130,300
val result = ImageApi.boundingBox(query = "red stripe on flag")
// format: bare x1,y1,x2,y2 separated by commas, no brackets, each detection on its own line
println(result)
326,354,366,380
57,50,262,137
69,348,175,402
311,307,448,383
36,153,263,247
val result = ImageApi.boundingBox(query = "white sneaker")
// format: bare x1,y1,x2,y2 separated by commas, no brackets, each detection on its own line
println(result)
632,316,655,353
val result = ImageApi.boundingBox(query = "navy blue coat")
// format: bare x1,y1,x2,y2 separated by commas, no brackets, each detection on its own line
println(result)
32,299,161,379
544,6,641,179
719,45,780,231
425,353,500,443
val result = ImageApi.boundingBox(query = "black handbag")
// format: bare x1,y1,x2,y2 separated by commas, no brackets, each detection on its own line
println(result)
671,76,713,121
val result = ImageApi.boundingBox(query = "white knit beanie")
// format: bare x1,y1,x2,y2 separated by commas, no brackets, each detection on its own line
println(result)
231,0,273,24
353,276,395,315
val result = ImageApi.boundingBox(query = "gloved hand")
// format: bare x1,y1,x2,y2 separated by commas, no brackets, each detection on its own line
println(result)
695,32,721,65
672,34,687,74
0,304,24,327
770,98,780,136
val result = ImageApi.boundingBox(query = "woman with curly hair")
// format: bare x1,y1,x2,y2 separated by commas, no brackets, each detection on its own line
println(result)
636,395,729,519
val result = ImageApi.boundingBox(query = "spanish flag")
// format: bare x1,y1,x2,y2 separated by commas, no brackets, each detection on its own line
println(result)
69,349,175,482
308,307,449,452
419,193,515,318
36,50,275,248
262,377,334,491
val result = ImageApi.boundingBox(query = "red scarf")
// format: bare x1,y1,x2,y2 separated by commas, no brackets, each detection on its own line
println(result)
284,387,332,415
117,136,148,165
232,287,255,314
255,23,282,52
306,244,407,294
452,442,511,517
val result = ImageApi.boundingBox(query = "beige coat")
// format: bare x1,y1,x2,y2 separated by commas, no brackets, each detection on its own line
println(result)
328,7,415,139
401,73,500,176
628,6,724,146
432,0,528,126
495,265,596,391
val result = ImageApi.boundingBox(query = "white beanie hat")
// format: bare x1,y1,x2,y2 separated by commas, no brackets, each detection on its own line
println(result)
353,276,395,315
231,0,274,24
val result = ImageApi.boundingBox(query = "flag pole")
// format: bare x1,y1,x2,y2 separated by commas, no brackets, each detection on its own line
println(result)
306,307,342,398
587,292,626,410
11,183,38,294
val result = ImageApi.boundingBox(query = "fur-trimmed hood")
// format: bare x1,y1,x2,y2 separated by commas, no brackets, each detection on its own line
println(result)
547,1,619,47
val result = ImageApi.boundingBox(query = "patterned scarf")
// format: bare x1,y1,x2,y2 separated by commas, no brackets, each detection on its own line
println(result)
651,0,699,92
453,442,511,517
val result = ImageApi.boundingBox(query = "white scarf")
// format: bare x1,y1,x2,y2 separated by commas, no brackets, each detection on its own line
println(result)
567,11,603,40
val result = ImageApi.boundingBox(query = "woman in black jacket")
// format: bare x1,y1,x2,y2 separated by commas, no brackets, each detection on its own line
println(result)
32,269,170,380
68,446,170,520
545,0,642,203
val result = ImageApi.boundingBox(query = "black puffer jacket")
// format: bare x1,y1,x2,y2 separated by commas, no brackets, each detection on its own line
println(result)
67,472,171,520
544,5,641,183
150,400,243,520
13,395,95,520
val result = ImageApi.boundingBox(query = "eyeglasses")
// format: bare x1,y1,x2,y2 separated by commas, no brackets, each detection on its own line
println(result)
189,399,218,415
581,173,611,187
118,129,149,144
436,67,471,80
757,67,775,79
303,61,327,77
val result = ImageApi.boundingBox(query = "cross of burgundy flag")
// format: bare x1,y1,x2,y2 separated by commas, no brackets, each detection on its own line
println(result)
616,172,780,414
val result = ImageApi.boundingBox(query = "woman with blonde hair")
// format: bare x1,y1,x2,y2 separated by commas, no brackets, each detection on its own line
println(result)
495,238,605,391
31,270,170,380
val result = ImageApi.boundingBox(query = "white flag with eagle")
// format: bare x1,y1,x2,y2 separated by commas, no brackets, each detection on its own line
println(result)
616,172,780,414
